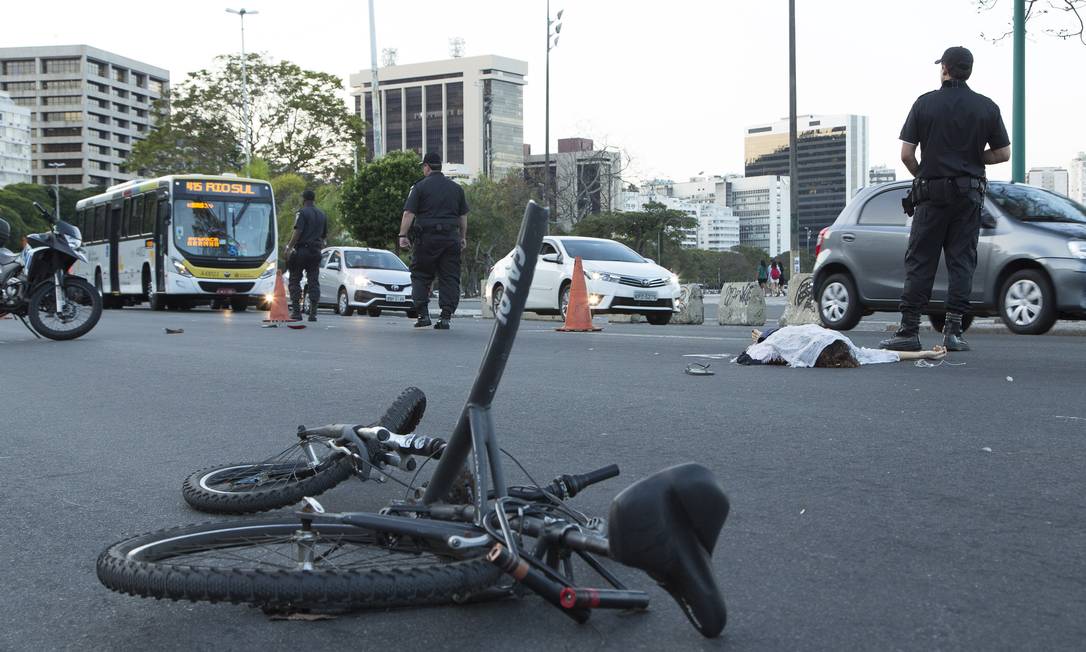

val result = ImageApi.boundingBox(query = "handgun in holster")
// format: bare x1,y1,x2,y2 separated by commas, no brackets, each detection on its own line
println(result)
902,178,920,217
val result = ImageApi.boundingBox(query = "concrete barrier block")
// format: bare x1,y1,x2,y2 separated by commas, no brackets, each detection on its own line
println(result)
672,284,704,325
523,312,565,322
608,313,645,324
779,273,820,327
717,282,766,326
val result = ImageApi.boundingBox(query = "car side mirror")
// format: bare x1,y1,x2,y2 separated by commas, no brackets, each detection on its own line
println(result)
541,253,562,264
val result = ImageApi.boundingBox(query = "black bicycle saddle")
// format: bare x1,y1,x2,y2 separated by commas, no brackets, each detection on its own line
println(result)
608,463,729,638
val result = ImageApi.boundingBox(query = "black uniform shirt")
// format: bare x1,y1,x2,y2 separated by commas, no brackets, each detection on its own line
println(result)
403,172,469,225
900,79,1010,179
293,205,327,246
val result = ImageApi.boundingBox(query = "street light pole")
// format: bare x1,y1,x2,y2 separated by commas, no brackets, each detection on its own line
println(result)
226,7,258,170
788,0,800,276
1012,0,1025,183
546,2,563,224
47,161,65,220
368,0,383,160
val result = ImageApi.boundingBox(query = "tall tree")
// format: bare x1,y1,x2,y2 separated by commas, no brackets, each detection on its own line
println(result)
573,202,696,257
977,0,1086,44
128,54,363,181
339,150,421,250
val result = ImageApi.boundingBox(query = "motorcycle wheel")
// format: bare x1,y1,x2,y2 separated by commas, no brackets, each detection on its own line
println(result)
97,517,500,611
182,387,428,514
27,277,103,341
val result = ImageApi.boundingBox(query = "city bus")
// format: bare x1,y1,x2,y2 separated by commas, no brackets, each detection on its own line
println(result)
71,174,278,311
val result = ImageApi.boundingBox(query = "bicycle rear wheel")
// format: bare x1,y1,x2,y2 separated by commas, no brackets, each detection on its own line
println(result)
97,518,500,610
182,387,428,514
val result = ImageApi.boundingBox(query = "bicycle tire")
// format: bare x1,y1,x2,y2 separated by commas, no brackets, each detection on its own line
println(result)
181,387,427,514
97,518,501,610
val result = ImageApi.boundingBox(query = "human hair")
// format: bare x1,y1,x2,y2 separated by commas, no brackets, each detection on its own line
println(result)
814,340,859,368
945,63,972,81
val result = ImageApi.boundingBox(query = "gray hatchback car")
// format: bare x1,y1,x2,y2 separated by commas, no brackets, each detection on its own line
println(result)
813,181,1086,335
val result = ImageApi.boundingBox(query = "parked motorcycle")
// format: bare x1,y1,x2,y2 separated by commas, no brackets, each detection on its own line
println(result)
0,202,102,340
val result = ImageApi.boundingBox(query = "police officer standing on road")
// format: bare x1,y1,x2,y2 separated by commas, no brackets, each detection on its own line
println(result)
284,189,327,322
880,46,1011,353
397,153,469,330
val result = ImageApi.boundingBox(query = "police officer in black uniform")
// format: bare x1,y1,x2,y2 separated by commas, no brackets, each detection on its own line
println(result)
284,189,327,322
881,46,1011,353
397,153,469,330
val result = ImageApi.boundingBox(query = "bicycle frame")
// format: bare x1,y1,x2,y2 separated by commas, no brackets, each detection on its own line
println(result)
420,200,548,515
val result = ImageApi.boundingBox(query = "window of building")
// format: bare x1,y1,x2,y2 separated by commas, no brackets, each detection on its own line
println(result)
3,60,35,76
41,79,81,91
113,118,128,129
41,96,80,106
2,81,37,91
424,84,443,159
113,103,129,113
133,93,146,104
42,58,80,74
113,88,128,99
43,143,82,153
405,87,422,154
44,111,83,123
11,96,35,107
90,159,110,171
385,88,402,152
148,78,164,95
87,60,108,78
42,127,81,138
445,82,463,164
112,67,128,84
116,134,129,144
132,73,146,88
857,188,908,226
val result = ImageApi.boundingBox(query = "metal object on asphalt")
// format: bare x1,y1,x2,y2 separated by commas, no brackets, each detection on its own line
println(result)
684,362,714,376
164,328,184,334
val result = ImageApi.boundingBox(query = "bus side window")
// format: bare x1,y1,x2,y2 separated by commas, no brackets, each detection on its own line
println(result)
120,198,130,238
144,194,157,235
95,205,107,242
133,195,145,235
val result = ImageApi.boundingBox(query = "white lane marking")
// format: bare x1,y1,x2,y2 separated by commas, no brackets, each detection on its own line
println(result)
682,353,732,359
523,329,749,342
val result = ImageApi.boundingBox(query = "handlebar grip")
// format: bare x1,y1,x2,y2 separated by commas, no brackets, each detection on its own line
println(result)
569,464,620,494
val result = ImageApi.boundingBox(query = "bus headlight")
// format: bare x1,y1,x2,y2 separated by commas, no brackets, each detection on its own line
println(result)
259,264,276,279
171,258,193,278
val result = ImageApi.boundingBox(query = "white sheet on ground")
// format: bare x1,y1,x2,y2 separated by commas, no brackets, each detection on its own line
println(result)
744,324,900,367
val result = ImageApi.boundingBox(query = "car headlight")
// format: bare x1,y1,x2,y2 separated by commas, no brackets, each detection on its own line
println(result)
171,258,193,278
1068,241,1086,260
259,264,276,279
670,273,680,285
587,270,623,284
354,275,372,288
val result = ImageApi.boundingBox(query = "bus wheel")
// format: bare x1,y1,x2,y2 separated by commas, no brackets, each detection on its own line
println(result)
230,298,248,313
144,268,165,311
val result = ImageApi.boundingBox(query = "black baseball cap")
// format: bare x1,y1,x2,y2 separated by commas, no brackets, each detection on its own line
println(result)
935,46,973,73
422,152,442,169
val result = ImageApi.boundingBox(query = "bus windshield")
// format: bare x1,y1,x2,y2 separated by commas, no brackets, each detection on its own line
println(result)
173,199,275,258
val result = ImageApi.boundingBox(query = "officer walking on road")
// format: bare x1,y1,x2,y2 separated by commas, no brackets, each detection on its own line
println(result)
397,153,469,330
284,189,327,322
880,46,1011,353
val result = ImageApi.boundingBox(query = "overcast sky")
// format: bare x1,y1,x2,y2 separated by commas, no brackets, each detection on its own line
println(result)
7,0,1085,183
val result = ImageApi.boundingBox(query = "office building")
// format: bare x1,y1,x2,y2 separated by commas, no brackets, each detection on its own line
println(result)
0,45,169,188
744,114,869,235
869,165,896,186
1027,166,1070,197
524,137,623,230
726,176,792,257
349,54,527,180
621,191,740,252
1070,153,1086,204
0,91,32,187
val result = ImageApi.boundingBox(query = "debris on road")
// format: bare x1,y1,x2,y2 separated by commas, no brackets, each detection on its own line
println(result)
684,362,714,376
981,447,993,453
164,328,184,335
1006,376,1014,382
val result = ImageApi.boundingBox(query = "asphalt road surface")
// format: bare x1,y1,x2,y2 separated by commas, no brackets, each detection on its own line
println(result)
2,307,1084,651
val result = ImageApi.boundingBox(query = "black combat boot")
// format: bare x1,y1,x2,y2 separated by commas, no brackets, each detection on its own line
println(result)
288,303,302,322
943,312,970,352
434,313,451,330
413,314,432,328
880,313,921,351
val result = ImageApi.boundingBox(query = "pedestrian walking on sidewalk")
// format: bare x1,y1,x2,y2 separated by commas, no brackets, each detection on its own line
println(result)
881,46,1010,353
398,153,469,330
757,260,769,296
284,190,327,322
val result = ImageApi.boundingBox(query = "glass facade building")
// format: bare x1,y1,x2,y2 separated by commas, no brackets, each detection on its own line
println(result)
744,114,868,236
351,55,527,179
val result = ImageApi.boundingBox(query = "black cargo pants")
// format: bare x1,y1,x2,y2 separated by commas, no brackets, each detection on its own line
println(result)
899,186,982,317
410,230,461,319
287,244,321,314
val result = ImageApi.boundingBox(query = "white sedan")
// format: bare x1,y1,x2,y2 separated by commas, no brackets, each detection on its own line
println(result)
303,247,416,317
485,236,681,325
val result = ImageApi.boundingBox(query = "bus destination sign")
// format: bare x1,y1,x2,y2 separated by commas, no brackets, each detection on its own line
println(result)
182,181,264,196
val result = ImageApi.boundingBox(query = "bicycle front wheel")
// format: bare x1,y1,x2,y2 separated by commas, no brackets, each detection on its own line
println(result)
182,387,428,514
97,518,501,610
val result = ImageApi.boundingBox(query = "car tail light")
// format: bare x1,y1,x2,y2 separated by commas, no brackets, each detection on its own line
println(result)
814,227,830,257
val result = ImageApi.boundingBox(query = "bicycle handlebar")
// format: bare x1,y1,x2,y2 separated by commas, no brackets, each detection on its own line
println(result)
509,464,620,502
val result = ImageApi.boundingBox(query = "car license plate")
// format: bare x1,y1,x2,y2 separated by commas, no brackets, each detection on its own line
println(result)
216,288,236,295
633,290,657,302
386,293,406,303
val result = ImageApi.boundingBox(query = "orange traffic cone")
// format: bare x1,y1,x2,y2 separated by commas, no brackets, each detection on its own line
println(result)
262,272,295,323
557,256,601,332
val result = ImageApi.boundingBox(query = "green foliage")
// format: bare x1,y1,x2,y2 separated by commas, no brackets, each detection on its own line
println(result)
339,151,421,250
0,184,100,246
128,53,363,181
460,172,540,295
573,202,697,257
